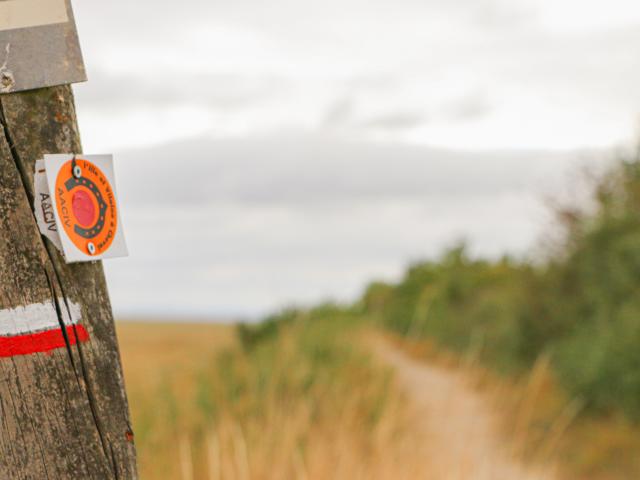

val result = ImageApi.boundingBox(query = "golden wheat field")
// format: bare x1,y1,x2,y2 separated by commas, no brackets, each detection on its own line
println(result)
116,321,640,480
117,321,432,480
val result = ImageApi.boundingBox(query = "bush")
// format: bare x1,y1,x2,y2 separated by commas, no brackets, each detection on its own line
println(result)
360,148,640,418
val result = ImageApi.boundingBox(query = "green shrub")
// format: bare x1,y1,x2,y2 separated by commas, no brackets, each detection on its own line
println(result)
359,148,640,418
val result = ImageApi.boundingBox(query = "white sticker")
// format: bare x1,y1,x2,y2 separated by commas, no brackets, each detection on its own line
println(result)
0,0,68,32
37,154,128,264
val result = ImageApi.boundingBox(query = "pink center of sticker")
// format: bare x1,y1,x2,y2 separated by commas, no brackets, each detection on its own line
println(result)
72,190,95,227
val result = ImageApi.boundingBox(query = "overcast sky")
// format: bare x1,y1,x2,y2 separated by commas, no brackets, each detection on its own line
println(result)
70,0,640,318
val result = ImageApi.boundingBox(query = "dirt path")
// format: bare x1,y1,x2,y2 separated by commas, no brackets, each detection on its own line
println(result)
373,338,557,480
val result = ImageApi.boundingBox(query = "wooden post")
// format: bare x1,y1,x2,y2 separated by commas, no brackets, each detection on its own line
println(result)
0,86,137,478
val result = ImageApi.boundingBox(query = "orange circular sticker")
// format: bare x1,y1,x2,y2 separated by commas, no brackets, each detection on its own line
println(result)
55,158,117,256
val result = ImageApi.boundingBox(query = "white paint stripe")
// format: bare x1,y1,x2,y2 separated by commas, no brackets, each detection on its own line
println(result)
0,300,81,336
0,0,68,32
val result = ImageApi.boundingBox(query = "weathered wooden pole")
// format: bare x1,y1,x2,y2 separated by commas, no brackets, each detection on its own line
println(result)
0,86,138,478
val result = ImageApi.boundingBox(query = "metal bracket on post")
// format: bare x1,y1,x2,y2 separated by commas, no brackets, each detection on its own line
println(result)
0,0,86,93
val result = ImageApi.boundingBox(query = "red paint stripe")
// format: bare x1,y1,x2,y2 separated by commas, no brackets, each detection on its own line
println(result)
0,325,89,358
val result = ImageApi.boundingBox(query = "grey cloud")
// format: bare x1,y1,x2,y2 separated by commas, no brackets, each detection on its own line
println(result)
75,71,290,111
114,132,597,208
346,74,399,91
470,3,535,30
321,94,427,132
442,92,492,121
322,97,355,128
360,111,427,130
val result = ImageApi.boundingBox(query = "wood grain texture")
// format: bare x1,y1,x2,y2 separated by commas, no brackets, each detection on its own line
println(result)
0,85,137,479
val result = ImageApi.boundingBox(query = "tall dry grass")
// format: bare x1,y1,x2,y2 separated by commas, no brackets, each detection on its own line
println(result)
117,320,434,480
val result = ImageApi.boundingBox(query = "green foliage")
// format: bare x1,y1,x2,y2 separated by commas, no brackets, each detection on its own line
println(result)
197,312,394,434
545,152,640,418
237,302,358,352
370,246,531,373
358,148,640,419
237,308,301,351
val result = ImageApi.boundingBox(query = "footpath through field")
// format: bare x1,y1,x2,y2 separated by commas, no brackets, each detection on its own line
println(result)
373,337,558,480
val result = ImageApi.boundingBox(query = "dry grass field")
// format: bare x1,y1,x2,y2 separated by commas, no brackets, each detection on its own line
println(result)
116,320,640,480
117,321,235,407
115,320,571,480
117,322,236,479
117,320,434,479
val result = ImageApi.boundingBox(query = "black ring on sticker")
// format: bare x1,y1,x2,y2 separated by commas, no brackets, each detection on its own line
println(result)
64,176,108,239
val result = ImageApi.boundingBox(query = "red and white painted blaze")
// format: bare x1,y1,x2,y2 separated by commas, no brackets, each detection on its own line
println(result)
0,300,89,358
